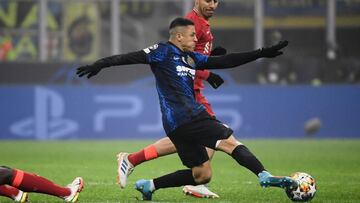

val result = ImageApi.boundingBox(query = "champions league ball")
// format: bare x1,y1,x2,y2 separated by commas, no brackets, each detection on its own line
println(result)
286,172,317,202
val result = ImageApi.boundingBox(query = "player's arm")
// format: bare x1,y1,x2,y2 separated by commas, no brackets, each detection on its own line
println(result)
198,45,227,80
198,41,288,70
76,50,147,78
198,46,227,88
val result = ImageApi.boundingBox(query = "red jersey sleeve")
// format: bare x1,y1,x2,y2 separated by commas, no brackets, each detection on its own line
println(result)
196,70,210,80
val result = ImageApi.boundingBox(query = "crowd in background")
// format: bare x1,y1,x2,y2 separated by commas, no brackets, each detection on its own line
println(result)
1,0,359,84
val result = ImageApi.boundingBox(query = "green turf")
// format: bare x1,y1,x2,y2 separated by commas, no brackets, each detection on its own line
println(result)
1,139,360,202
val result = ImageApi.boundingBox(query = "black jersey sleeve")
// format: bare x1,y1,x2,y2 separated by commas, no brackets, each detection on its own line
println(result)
197,40,288,70
94,50,148,67
198,50,261,70
76,50,148,78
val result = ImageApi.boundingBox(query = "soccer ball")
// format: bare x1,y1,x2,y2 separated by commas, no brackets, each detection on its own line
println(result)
285,172,317,202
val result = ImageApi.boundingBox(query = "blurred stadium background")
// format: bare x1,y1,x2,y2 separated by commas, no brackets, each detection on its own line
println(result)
1,0,359,139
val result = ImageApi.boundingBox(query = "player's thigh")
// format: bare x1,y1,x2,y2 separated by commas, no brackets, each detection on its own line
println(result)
216,135,243,154
153,137,177,156
196,119,234,149
168,135,209,168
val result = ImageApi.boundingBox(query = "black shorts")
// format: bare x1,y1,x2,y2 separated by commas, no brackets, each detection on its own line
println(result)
168,110,233,168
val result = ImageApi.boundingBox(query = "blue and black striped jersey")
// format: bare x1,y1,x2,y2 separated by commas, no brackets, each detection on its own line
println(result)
82,40,278,134
144,42,209,134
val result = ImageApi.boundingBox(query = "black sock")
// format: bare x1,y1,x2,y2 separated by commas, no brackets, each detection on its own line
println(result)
231,145,265,176
153,169,196,189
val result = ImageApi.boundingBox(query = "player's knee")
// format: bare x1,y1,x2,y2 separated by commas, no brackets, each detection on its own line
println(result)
217,136,241,154
193,170,212,184
0,166,14,185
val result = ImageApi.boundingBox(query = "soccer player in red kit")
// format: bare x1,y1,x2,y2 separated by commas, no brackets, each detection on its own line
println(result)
116,0,223,198
0,166,84,202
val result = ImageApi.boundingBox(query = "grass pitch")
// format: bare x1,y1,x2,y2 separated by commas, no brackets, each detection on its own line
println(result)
1,139,360,203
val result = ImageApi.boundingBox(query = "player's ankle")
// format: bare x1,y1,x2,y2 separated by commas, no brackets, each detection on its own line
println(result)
258,171,273,181
149,180,156,192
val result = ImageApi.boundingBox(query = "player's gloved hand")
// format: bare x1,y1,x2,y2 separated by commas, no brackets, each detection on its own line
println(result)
210,46,227,56
259,40,288,58
207,72,224,89
76,64,102,78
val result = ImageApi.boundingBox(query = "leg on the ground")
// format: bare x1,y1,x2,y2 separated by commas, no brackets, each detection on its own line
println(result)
0,185,29,202
1,166,84,202
9,168,84,202
0,167,29,202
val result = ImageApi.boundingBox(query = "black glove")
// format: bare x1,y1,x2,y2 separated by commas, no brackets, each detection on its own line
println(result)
260,40,288,58
210,46,227,56
207,72,224,89
76,64,102,78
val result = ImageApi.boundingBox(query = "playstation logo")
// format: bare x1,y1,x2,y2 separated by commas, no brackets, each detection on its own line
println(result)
10,86,78,140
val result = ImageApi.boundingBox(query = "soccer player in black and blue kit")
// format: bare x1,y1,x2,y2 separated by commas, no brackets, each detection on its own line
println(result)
77,17,297,201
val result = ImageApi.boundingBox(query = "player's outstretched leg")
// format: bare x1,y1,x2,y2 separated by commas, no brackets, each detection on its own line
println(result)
183,184,219,198
117,152,135,189
0,166,84,202
258,171,297,190
0,185,29,202
217,136,298,190
63,177,84,202
135,179,154,201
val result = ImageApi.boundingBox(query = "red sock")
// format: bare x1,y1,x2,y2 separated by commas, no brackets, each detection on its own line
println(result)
11,169,71,198
0,185,20,200
128,145,159,166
